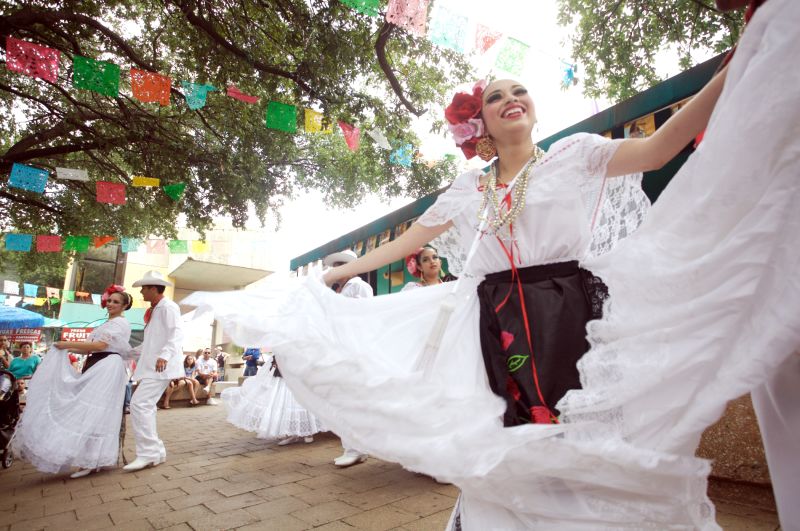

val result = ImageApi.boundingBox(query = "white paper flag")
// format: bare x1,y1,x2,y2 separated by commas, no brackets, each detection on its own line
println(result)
4,296,21,307
3,280,19,295
367,128,392,150
55,167,89,181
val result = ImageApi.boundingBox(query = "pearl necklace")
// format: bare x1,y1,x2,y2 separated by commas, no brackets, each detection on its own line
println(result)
478,146,545,235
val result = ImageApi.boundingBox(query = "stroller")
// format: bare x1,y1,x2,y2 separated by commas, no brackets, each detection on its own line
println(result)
0,369,20,468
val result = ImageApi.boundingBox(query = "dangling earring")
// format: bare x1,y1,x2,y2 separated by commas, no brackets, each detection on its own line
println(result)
476,136,497,161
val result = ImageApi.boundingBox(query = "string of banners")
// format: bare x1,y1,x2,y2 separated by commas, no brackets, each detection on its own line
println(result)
0,280,100,308
4,34,430,175
1,234,216,255
341,0,578,85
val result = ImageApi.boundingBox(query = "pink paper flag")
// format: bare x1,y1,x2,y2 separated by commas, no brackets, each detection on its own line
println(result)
5,36,60,83
36,235,62,252
338,121,360,151
475,25,503,54
146,239,167,254
226,85,259,104
386,0,429,38
96,181,127,205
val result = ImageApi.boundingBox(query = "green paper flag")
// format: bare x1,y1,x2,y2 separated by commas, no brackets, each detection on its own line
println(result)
168,240,189,253
64,236,91,252
163,183,186,201
73,55,120,97
265,101,297,133
49,297,60,305
338,0,380,16
63,290,75,302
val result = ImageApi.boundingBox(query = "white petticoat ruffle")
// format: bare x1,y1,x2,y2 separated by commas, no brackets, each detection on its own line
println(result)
12,348,127,474
222,364,324,440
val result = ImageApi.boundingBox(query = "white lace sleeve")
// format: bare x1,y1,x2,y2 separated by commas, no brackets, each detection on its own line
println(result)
89,321,116,344
556,133,650,258
418,169,482,277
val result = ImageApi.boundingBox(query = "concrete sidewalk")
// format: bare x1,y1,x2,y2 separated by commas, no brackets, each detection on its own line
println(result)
0,406,780,530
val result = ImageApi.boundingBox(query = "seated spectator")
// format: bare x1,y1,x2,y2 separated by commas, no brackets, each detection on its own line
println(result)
195,349,219,405
243,347,261,377
163,355,200,408
0,335,13,370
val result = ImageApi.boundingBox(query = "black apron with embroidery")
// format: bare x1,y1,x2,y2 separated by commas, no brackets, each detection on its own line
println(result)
477,260,607,427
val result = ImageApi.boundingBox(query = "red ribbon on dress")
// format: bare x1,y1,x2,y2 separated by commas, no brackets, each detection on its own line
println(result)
490,186,559,424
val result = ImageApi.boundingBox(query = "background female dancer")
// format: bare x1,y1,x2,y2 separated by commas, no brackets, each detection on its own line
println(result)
221,353,324,445
12,286,133,479
402,246,446,291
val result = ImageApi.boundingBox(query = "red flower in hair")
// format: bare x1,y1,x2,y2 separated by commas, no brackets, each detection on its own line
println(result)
101,284,126,309
405,247,424,278
444,81,489,160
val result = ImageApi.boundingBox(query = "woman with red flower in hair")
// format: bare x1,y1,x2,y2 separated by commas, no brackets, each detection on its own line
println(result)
401,245,450,291
12,285,134,479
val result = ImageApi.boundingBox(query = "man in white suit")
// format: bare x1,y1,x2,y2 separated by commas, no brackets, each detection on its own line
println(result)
324,250,373,468
123,270,185,471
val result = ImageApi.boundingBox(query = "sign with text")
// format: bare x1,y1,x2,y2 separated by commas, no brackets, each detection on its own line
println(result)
0,328,42,342
60,328,93,341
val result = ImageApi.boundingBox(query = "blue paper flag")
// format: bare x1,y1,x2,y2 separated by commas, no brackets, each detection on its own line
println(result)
23,283,38,297
0,295,6,305
9,163,48,193
120,237,142,253
390,144,414,167
4,234,33,252
428,5,468,53
181,81,217,110
91,293,101,305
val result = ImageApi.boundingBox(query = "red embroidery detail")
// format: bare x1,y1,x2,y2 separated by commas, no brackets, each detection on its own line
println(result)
530,406,555,424
507,377,521,401
500,331,514,351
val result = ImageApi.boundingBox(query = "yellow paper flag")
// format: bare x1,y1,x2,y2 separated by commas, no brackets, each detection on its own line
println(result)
191,240,210,253
304,108,331,134
34,297,47,306
132,176,161,187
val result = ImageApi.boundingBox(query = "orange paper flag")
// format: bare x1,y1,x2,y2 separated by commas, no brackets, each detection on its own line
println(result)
93,235,115,248
130,68,171,106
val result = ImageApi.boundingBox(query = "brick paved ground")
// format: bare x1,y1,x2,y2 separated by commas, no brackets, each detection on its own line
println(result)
0,406,780,530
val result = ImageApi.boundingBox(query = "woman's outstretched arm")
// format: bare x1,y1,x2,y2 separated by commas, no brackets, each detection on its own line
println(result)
323,221,452,285
606,65,728,177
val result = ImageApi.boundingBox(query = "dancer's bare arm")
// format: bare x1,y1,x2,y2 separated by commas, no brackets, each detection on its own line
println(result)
607,65,728,177
323,221,452,286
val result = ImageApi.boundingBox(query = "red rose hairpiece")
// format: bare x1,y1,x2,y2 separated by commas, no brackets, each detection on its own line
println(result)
405,247,425,278
101,284,126,308
444,80,490,160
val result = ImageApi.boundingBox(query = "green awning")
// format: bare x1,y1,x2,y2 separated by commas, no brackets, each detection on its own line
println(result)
58,301,146,331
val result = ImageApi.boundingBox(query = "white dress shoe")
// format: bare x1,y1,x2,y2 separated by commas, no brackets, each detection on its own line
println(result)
122,457,160,472
333,453,367,467
206,397,219,406
277,436,314,446
69,468,97,479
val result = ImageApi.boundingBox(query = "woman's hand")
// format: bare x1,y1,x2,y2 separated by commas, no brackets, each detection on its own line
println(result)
323,267,344,287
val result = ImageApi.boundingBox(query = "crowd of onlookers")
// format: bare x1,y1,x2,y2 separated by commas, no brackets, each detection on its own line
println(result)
1,334,264,407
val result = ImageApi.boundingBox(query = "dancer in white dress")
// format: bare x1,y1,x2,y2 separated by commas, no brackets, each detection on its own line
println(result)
12,286,133,478
222,354,324,444
185,66,730,528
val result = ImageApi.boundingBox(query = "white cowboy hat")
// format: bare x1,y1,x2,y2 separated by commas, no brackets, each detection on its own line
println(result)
132,270,174,287
323,249,358,267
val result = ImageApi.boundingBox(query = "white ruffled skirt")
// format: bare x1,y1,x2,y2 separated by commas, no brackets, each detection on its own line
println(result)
222,365,324,440
12,348,128,474
184,2,799,528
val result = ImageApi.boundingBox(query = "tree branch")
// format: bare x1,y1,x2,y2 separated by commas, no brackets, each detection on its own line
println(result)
375,22,424,117
0,190,63,215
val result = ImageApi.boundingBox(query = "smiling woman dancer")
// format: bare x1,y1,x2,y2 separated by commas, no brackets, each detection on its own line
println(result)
12,286,133,479
401,245,447,291
186,67,727,528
